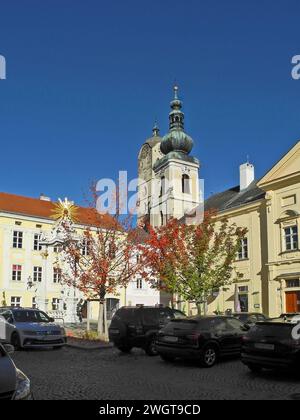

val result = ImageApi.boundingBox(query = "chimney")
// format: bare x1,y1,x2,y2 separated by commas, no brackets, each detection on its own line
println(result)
39,193,51,202
239,163,255,191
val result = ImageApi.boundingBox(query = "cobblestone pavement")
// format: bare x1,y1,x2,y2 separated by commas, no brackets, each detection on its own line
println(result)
11,347,300,400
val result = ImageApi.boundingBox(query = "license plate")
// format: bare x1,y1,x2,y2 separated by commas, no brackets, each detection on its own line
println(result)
163,336,178,343
254,343,275,351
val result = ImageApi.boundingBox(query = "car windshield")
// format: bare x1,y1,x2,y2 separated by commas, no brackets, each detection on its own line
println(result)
13,310,51,323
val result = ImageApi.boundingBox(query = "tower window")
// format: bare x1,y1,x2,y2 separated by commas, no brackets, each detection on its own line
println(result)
160,176,166,197
182,174,190,194
160,211,164,226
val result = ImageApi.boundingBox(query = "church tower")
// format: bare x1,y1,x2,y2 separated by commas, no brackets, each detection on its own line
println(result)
137,123,163,227
137,86,201,229
151,86,200,227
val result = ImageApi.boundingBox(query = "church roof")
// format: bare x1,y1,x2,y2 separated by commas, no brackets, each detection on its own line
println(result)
205,181,265,213
0,192,117,228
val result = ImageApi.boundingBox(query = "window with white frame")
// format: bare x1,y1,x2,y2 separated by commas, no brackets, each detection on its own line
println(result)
12,265,22,281
82,239,90,256
284,226,298,251
13,231,23,249
33,266,42,283
33,233,42,251
136,278,143,289
52,298,60,311
237,238,249,260
11,296,21,307
53,267,62,283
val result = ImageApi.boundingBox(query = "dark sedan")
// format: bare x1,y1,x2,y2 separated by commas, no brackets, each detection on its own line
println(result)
241,318,300,372
156,316,248,367
232,312,268,326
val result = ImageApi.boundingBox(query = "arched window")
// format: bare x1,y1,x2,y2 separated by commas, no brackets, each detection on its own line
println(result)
182,174,190,194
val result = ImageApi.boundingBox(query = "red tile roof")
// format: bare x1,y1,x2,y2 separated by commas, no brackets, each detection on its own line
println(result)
0,192,116,228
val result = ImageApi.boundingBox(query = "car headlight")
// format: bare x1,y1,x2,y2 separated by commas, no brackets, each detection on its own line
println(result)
14,369,31,400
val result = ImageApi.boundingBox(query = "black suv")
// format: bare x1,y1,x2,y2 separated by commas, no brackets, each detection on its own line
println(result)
109,306,185,355
241,318,300,372
156,316,248,367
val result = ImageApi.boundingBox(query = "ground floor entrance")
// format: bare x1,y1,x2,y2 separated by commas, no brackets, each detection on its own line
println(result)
285,291,300,313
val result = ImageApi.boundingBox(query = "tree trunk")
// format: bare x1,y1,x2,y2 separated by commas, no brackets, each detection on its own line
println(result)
97,300,106,338
196,303,202,315
97,286,108,341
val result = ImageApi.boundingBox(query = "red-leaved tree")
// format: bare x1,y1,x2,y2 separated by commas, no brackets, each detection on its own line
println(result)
60,189,143,338
141,211,247,314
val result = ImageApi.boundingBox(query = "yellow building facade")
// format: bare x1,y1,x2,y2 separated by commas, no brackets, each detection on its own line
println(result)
0,193,159,323
205,141,300,317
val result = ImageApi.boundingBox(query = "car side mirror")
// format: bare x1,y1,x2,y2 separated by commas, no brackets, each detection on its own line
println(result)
3,344,14,355
48,317,55,323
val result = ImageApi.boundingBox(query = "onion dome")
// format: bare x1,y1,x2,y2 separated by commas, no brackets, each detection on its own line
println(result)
160,86,194,156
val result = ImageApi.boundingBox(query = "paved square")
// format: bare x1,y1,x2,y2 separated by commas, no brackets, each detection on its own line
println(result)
11,347,300,400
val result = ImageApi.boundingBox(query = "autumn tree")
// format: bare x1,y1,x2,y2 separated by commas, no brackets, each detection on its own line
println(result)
141,211,247,315
60,190,143,339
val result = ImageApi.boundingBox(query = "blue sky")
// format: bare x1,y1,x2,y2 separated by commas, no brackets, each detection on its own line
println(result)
0,0,299,204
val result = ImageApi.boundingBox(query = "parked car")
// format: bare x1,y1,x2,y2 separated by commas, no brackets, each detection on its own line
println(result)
232,312,268,326
241,318,300,372
0,307,67,350
156,315,249,367
0,314,17,344
0,343,33,400
109,305,186,355
278,313,300,321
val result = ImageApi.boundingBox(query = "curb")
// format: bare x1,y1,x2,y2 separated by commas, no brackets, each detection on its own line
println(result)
66,343,114,351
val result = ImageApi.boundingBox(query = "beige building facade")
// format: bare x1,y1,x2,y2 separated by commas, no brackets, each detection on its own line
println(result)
197,141,300,317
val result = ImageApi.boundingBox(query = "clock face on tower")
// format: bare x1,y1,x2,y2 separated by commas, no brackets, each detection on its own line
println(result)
138,145,152,180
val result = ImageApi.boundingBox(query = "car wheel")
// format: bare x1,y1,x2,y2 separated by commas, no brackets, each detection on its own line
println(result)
201,345,218,368
247,363,262,373
145,336,158,356
160,354,175,363
117,344,132,353
11,333,21,350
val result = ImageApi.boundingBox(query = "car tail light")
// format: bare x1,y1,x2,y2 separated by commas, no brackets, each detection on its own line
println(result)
242,335,251,342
